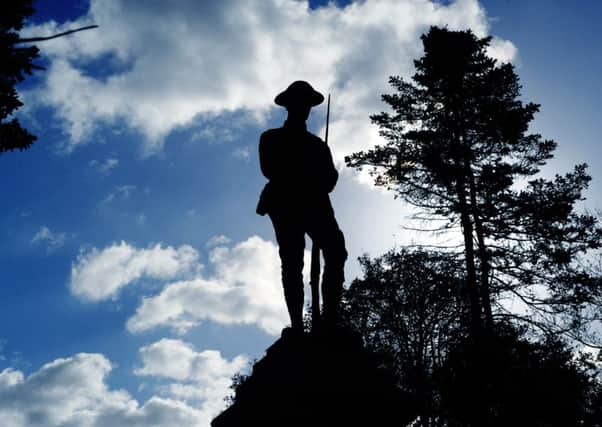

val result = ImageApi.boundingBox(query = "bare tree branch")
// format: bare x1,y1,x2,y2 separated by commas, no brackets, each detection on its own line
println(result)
16,25,98,43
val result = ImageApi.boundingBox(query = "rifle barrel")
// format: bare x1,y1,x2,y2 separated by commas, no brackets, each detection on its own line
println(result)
325,94,330,145
309,93,331,331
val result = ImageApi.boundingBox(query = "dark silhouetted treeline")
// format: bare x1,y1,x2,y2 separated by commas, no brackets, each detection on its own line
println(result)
342,249,602,426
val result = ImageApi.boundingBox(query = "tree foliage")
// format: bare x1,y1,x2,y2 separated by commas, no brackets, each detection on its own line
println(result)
437,325,601,427
342,249,465,425
343,249,602,427
1,0,39,153
345,26,602,344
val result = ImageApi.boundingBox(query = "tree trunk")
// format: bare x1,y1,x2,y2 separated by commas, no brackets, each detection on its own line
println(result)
455,176,482,339
467,166,494,331
453,133,487,427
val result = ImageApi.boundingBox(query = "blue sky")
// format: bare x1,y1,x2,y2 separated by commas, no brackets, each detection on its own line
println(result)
1,1,601,425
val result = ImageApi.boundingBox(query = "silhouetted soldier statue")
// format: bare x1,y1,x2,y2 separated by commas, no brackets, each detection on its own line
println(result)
257,81,347,333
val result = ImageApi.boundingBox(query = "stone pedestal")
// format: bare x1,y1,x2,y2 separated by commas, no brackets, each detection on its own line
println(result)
212,328,416,427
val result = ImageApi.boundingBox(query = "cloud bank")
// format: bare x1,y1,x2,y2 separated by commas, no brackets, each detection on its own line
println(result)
135,338,248,419
0,344,245,427
70,236,290,335
126,236,288,335
70,242,201,301
22,0,514,156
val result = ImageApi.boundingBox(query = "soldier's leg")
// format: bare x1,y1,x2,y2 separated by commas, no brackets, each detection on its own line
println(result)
269,213,306,331
307,210,347,326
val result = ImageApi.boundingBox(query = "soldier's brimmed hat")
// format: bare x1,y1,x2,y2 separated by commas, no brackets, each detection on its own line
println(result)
274,81,324,108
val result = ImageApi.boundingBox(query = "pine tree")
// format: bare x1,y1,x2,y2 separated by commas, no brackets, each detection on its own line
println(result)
346,26,602,345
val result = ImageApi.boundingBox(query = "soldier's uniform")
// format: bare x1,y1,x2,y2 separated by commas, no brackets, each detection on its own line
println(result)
257,81,347,331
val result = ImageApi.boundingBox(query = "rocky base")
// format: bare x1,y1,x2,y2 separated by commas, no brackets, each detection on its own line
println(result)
212,328,416,427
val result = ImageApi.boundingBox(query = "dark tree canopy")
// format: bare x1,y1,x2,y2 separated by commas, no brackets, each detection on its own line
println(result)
342,249,602,427
342,249,465,425
437,325,601,427
342,250,465,377
346,26,602,345
1,0,39,153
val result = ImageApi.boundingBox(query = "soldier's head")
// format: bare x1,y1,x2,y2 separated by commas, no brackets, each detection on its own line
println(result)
275,81,324,122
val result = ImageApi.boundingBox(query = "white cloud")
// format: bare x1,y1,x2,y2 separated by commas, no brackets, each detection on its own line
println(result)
487,37,519,64
135,339,247,382
69,235,295,335
70,241,201,301
136,213,147,225
127,236,290,335
0,353,210,427
205,234,231,248
89,158,119,175
21,0,514,155
232,146,251,162
100,184,136,205
135,339,247,419
31,226,69,251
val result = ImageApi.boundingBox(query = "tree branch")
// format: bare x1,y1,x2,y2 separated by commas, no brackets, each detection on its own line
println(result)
16,25,98,43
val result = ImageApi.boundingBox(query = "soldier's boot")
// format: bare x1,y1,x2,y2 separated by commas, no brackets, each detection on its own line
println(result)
321,264,345,329
321,236,347,331
322,279,342,329
282,272,304,332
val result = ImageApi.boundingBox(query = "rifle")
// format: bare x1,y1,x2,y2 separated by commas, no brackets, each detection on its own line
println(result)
310,93,330,331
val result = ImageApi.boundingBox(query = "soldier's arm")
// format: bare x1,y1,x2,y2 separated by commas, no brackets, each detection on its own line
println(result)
258,132,275,180
322,141,338,193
